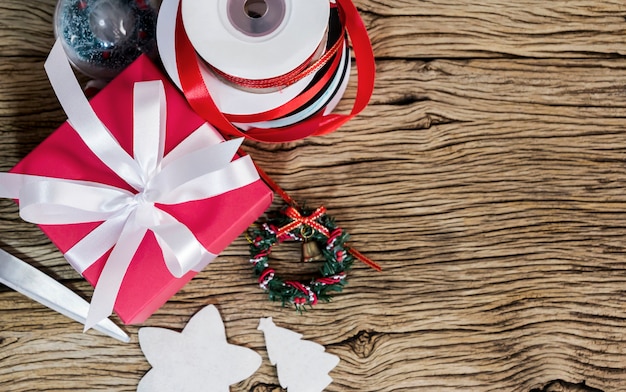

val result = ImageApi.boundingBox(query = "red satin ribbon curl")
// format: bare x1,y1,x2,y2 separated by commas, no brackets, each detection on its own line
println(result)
174,0,376,143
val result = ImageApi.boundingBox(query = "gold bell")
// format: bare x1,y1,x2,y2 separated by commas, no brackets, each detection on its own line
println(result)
302,240,325,263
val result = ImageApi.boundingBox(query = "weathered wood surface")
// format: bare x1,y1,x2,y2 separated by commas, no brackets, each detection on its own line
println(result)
1,0,625,391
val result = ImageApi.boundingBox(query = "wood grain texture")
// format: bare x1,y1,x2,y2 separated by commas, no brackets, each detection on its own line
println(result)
360,0,626,59
0,0,625,391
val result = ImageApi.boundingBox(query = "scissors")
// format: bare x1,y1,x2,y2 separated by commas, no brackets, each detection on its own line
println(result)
0,248,130,343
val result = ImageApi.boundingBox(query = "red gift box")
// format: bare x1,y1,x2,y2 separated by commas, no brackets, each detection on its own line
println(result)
10,54,273,325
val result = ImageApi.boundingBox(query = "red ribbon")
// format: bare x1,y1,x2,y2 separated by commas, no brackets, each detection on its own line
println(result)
251,163,382,272
276,206,330,238
258,268,275,284
209,13,346,91
347,247,382,272
174,0,376,143
285,281,318,305
225,40,345,124
315,274,345,285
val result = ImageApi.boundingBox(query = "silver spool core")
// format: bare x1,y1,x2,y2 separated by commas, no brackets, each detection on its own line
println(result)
227,0,286,37
244,0,268,18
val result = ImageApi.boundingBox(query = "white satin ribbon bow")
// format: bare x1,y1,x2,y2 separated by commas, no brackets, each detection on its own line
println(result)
0,39,260,330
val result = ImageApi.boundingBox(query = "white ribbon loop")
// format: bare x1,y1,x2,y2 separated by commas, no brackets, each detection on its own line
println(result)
147,137,244,202
0,39,262,331
133,81,167,182
19,180,134,224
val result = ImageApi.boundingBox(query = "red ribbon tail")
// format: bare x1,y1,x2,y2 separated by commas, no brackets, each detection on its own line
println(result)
347,246,382,272
253,160,298,207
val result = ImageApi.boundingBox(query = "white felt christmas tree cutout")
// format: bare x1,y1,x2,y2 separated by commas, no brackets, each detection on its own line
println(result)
258,317,340,392
137,305,262,392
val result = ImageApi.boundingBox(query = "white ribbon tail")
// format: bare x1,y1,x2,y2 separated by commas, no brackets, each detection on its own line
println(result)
45,39,144,190
0,173,46,199
64,211,129,274
190,251,217,272
85,214,146,331
150,209,217,278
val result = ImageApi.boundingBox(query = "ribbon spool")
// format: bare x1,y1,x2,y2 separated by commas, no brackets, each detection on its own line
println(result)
157,0,376,143
233,6,351,130
182,0,330,82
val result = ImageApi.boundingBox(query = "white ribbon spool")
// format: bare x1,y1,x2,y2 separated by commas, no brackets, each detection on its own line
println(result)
181,0,330,80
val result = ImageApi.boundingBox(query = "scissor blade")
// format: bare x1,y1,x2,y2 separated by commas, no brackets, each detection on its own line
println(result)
0,248,130,343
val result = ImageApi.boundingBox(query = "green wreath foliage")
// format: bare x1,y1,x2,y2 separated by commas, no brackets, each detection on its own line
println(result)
248,206,354,310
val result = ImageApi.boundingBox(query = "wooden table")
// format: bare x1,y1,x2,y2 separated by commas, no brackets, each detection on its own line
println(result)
1,1,625,391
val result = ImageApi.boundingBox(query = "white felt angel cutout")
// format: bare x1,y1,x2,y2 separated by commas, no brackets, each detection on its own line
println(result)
258,317,340,392
137,305,262,392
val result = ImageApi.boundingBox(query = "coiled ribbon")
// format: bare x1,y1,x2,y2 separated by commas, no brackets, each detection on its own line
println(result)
174,0,376,143
208,8,346,91
0,40,261,330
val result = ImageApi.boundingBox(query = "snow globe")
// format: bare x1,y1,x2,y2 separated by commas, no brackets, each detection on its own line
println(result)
53,0,160,80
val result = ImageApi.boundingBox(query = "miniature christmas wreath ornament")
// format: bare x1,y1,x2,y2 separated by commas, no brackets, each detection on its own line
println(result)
248,205,380,310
